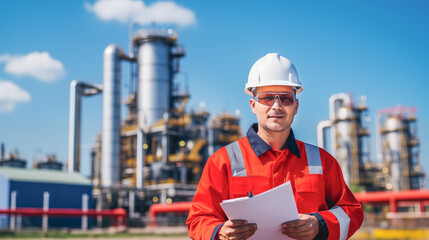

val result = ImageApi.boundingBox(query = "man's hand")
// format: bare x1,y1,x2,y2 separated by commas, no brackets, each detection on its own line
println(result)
218,219,257,240
281,214,319,240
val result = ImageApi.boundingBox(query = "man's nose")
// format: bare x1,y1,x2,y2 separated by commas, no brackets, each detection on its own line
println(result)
271,96,282,109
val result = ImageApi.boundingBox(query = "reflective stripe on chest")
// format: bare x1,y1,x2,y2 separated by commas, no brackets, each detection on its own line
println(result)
225,141,323,176
225,141,247,177
304,143,323,175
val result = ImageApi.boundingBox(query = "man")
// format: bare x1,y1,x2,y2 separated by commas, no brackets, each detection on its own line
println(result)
186,53,363,240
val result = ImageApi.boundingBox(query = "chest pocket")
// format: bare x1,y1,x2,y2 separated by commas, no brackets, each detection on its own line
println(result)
230,176,270,199
293,143,328,213
294,174,327,213
225,141,269,198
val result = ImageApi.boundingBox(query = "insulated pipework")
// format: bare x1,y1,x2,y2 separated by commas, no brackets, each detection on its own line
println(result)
68,80,102,173
101,45,128,187
317,120,331,149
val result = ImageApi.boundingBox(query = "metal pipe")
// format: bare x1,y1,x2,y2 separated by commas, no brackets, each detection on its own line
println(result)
316,120,331,149
136,128,144,189
81,194,88,231
329,93,351,120
208,127,214,157
162,112,169,164
10,191,17,231
354,189,429,203
1,142,5,160
0,207,128,220
68,80,81,172
149,201,192,226
42,191,49,232
68,80,102,173
129,191,139,218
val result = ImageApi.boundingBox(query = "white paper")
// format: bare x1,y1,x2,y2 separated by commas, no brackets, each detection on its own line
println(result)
220,181,299,240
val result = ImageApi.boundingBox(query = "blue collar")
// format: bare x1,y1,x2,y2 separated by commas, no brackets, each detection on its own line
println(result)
246,123,301,158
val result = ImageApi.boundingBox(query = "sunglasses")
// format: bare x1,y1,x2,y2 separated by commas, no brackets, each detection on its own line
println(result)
254,92,296,106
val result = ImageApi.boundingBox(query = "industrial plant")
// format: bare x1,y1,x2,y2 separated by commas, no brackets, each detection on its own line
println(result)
67,27,242,220
317,93,425,192
0,26,428,234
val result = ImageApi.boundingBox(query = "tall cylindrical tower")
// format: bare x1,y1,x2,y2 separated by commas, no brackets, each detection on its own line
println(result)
102,44,122,187
318,93,370,187
377,106,424,190
133,29,182,129
334,105,353,185
384,116,403,190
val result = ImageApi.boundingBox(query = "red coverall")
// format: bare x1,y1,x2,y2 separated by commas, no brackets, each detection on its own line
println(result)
187,126,363,240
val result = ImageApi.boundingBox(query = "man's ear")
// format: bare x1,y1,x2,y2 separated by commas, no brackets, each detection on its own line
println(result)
250,99,257,114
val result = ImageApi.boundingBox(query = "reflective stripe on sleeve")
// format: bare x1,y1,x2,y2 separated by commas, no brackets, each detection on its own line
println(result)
304,143,323,174
225,141,247,177
329,206,350,240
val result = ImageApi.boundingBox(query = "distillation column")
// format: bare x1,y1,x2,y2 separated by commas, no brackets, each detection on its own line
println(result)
377,106,424,190
133,29,182,129
317,93,369,186
101,45,134,187
101,45,122,187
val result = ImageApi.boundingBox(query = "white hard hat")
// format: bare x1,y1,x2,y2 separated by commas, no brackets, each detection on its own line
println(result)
245,53,303,95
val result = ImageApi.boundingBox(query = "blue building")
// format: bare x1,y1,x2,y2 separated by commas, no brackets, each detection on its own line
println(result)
0,167,93,229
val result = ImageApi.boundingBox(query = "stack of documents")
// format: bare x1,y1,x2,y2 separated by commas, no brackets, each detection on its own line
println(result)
220,181,299,240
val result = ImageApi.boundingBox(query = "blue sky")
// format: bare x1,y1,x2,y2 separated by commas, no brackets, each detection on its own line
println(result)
0,0,428,186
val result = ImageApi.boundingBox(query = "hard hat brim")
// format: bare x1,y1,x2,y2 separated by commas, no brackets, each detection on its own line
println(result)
244,81,303,96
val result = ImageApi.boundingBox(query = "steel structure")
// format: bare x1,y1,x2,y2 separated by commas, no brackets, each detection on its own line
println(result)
376,106,425,190
317,94,426,191
0,144,26,168
68,27,241,217
317,93,371,187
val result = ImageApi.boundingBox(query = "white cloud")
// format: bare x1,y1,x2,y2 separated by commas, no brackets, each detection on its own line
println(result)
0,52,66,82
0,80,31,112
85,0,196,26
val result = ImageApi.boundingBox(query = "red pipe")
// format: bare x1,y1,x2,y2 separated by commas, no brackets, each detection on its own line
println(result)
149,202,193,226
149,202,193,218
0,208,126,217
148,190,429,222
355,190,429,203
0,208,127,226
354,189,429,213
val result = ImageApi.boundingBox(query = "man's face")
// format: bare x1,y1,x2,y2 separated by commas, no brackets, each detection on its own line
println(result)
249,85,299,133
